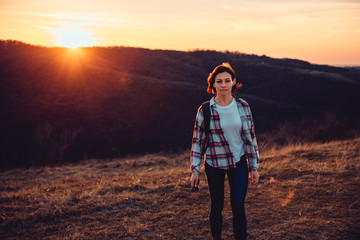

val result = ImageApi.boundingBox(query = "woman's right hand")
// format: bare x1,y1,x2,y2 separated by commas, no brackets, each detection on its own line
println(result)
190,173,200,191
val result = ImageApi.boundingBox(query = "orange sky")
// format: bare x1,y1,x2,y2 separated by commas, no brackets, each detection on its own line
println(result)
1,0,359,66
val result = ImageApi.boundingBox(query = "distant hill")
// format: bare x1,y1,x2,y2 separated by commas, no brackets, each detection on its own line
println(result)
1,40,360,168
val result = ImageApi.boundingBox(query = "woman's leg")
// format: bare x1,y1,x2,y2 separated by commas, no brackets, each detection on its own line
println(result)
227,155,249,240
205,162,226,239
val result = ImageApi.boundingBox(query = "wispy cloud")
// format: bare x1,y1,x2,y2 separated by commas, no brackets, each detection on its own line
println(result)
2,10,116,22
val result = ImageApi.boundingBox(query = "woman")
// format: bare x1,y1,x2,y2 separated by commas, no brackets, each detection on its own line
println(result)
190,62,259,240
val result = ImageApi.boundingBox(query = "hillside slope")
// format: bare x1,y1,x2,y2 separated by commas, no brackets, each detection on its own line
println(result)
1,40,360,167
0,138,359,239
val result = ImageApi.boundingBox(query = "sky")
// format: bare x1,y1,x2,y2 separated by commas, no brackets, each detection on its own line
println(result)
1,0,359,66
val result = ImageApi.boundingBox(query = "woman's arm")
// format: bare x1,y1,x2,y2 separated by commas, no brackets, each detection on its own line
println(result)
243,102,260,172
190,105,207,174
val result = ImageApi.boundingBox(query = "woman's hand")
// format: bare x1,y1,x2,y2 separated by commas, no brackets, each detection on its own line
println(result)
190,173,200,192
250,170,259,184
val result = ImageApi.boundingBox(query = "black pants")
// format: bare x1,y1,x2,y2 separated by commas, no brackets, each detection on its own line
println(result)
205,155,249,240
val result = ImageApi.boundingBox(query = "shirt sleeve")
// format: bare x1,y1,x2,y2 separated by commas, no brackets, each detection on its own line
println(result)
190,105,207,174
243,103,260,171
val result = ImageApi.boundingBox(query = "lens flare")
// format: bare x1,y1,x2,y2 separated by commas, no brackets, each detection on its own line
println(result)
53,29,96,48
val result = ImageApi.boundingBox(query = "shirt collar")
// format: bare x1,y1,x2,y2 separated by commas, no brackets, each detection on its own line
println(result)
209,95,240,107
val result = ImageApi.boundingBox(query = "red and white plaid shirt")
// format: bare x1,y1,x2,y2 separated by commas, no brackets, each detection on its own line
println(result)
190,96,259,173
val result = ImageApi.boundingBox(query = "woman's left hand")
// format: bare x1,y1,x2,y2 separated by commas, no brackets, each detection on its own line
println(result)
250,170,259,184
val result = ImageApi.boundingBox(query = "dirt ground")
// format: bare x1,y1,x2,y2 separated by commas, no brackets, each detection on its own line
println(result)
1,138,359,239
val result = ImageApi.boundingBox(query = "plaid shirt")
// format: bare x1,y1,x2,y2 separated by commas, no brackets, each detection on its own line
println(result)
190,96,259,173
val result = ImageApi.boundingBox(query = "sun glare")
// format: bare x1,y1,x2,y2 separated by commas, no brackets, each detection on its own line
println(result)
54,29,96,49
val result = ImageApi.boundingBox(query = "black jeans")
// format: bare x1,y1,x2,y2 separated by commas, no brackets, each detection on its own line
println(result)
205,155,249,240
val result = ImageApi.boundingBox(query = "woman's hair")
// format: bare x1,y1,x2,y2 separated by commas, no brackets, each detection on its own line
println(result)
206,62,239,94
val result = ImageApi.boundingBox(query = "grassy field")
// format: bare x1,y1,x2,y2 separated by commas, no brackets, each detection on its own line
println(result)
1,138,359,239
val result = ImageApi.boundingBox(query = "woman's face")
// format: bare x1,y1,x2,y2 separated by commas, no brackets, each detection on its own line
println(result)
213,71,234,96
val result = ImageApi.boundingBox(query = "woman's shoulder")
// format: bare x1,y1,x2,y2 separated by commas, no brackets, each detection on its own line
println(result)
198,100,210,110
234,95,249,106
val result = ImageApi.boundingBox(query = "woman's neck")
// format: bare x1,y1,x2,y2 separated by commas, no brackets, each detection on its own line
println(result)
214,94,233,106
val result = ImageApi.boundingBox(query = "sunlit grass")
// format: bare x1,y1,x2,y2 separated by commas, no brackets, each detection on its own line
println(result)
1,138,359,239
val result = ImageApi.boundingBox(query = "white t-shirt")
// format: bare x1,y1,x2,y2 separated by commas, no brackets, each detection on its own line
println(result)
215,98,245,163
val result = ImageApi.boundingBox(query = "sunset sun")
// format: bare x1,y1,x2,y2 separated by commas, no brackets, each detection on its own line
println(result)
54,30,96,48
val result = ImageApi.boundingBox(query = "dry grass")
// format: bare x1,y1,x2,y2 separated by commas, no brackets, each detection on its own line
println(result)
1,138,360,239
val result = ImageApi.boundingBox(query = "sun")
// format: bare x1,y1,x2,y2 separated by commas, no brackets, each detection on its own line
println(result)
54,29,96,49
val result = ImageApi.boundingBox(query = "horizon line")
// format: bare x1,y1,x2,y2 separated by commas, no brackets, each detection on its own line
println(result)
1,38,359,68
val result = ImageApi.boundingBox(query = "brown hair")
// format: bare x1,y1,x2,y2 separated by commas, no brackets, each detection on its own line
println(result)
206,62,240,94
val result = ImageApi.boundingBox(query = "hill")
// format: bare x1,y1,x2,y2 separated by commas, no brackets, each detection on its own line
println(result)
1,40,360,168
0,138,359,239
